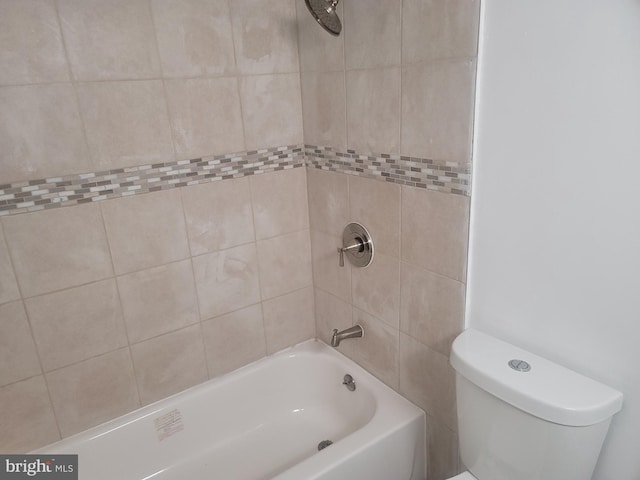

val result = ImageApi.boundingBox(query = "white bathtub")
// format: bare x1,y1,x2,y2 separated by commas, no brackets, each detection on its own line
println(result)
36,340,426,480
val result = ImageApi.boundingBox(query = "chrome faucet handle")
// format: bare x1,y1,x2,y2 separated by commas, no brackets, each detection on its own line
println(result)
337,241,362,267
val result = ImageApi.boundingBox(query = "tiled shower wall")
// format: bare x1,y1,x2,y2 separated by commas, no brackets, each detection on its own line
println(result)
296,1,480,479
0,2,480,479
0,0,313,452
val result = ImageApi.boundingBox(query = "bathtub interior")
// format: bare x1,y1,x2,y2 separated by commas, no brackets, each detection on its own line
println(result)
35,340,425,480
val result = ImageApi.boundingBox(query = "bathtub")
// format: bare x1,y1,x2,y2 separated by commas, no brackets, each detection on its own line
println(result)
35,340,426,480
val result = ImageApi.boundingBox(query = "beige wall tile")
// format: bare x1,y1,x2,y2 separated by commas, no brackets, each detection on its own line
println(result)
2,204,113,297
0,301,41,387
352,253,400,329
0,84,90,184
257,230,312,300
250,168,309,240
311,230,351,303
239,73,303,150
349,175,400,257
151,0,236,78
193,243,261,320
263,286,315,353
182,178,255,256
165,78,245,159
47,348,140,437
300,71,347,148
202,304,266,377
77,80,174,170
295,0,344,73
117,260,199,343
400,262,465,356
26,279,128,372
57,0,161,81
344,0,401,69
101,189,190,275
0,0,69,85
427,414,460,480
401,186,470,282
341,308,399,389
401,61,476,162
399,333,457,430
230,0,299,75
402,0,480,64
0,376,59,453
307,168,349,236
131,324,208,405
346,67,400,154
314,288,352,346
0,226,20,304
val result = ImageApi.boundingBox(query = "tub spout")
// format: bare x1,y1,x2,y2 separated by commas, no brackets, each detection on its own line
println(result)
331,325,364,347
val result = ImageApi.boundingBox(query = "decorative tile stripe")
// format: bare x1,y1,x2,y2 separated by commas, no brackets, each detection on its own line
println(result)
0,145,305,217
0,144,471,217
305,145,471,196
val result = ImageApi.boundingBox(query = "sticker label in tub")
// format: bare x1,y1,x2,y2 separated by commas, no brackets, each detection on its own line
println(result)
154,409,184,441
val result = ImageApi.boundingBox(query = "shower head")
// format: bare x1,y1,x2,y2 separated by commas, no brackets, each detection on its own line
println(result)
304,0,342,36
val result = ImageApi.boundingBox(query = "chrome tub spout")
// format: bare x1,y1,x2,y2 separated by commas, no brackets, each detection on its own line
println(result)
331,325,364,347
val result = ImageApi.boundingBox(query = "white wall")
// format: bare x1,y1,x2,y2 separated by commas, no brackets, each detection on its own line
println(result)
467,0,640,478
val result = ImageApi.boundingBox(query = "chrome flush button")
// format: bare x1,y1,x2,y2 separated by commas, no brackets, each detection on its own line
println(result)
508,359,531,372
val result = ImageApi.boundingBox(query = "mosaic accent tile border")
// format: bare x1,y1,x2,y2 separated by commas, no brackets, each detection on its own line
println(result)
305,145,471,196
0,144,471,217
0,145,305,217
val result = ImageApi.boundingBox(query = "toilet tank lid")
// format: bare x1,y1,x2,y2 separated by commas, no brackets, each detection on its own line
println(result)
450,329,623,426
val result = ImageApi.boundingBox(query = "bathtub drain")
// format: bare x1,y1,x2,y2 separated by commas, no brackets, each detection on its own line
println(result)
317,440,333,451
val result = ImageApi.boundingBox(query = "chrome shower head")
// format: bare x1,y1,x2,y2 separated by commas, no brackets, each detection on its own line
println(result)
304,0,342,36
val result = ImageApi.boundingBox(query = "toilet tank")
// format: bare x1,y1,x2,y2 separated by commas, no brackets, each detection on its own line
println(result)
450,329,623,480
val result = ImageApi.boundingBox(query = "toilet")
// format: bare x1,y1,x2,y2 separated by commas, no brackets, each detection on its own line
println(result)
447,329,623,480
